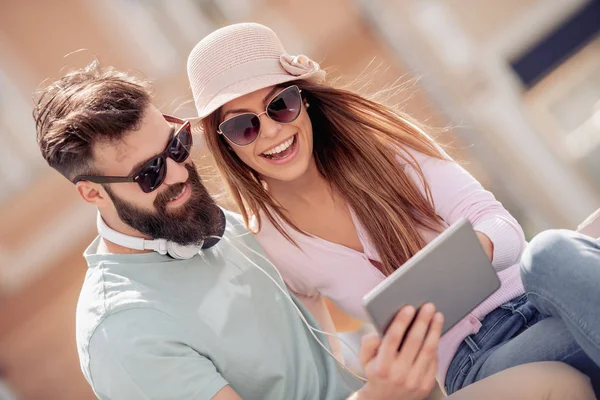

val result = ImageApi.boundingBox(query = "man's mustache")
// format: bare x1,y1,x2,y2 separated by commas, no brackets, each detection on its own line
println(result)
154,182,188,208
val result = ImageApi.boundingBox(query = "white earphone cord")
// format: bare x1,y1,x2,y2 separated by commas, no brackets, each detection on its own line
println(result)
212,233,367,383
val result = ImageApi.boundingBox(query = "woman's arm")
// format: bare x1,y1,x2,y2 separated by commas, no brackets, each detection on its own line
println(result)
325,298,364,332
476,231,494,260
404,148,527,271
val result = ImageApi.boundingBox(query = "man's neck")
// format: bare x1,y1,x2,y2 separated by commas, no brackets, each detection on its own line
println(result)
97,212,153,255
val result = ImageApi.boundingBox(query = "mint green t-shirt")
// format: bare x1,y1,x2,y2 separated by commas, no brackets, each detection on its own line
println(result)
76,210,362,400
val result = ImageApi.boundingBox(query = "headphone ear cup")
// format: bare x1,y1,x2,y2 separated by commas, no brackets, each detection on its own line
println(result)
167,242,202,260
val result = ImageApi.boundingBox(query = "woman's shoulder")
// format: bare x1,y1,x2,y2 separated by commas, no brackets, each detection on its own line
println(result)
249,210,276,233
248,210,325,295
224,208,288,246
248,212,260,232
249,210,293,245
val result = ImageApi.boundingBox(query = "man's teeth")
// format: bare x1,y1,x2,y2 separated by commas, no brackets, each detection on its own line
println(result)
169,186,186,202
263,136,294,156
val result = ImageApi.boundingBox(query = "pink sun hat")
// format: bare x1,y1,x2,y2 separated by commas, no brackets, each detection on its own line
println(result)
187,22,326,121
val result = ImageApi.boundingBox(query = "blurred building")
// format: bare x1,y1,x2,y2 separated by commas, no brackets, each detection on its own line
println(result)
362,0,600,233
0,0,598,398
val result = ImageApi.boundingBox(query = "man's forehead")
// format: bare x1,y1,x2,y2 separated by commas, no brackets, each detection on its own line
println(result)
91,107,172,173
93,136,137,169
113,139,134,163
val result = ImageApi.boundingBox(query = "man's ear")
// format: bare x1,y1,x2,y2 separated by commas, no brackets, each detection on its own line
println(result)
76,181,109,207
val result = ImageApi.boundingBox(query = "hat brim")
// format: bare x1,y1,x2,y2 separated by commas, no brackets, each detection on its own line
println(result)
188,69,325,130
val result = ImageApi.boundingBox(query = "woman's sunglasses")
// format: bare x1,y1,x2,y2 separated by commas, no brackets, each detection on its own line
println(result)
217,85,303,146
73,115,192,193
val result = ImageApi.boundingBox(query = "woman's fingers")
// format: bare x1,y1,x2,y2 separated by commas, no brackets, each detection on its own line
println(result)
359,332,381,367
397,303,436,366
404,312,443,390
421,353,440,397
375,306,416,377
360,307,443,400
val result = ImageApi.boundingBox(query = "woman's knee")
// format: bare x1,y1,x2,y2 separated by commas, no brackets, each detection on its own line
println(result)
448,362,595,400
520,229,580,288
522,362,595,400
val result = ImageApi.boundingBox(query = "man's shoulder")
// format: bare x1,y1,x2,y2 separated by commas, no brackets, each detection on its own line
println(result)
222,208,261,245
76,265,181,362
222,208,247,231
87,307,179,345
78,305,183,389
75,263,174,352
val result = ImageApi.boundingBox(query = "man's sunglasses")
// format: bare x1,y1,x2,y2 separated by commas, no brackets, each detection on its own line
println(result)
218,85,303,146
73,115,192,193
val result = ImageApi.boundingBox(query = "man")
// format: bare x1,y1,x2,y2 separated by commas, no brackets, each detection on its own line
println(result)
32,61,446,400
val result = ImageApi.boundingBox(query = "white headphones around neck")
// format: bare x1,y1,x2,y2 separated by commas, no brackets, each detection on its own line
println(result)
96,209,225,259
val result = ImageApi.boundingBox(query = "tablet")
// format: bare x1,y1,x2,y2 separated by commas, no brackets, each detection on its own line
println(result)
362,218,501,336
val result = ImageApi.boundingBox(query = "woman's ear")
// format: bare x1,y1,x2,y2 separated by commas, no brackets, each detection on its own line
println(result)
303,95,310,109
301,90,311,109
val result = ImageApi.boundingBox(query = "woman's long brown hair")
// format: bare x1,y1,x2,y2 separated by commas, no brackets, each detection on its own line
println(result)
202,79,446,276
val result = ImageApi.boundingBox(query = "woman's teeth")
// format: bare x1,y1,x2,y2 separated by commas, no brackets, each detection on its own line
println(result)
262,136,295,158
169,186,186,202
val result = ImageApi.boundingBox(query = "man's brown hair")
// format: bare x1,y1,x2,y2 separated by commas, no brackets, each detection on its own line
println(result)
33,61,152,181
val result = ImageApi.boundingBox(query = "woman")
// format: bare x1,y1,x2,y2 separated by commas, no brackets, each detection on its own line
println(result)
187,22,600,395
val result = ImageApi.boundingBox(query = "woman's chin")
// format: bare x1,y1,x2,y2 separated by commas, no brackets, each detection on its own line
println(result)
258,158,312,183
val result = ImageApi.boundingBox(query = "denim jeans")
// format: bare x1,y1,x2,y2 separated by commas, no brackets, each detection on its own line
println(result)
445,229,600,395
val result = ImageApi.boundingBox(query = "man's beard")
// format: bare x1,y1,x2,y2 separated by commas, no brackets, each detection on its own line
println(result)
105,163,222,246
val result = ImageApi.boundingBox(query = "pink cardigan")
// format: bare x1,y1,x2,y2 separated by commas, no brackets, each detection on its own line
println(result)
252,148,527,383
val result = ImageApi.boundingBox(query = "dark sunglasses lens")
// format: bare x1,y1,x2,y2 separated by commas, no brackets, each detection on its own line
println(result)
136,157,166,193
169,127,192,163
267,86,302,123
220,114,260,146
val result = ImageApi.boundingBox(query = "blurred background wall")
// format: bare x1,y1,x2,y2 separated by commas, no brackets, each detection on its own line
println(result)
0,0,598,398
